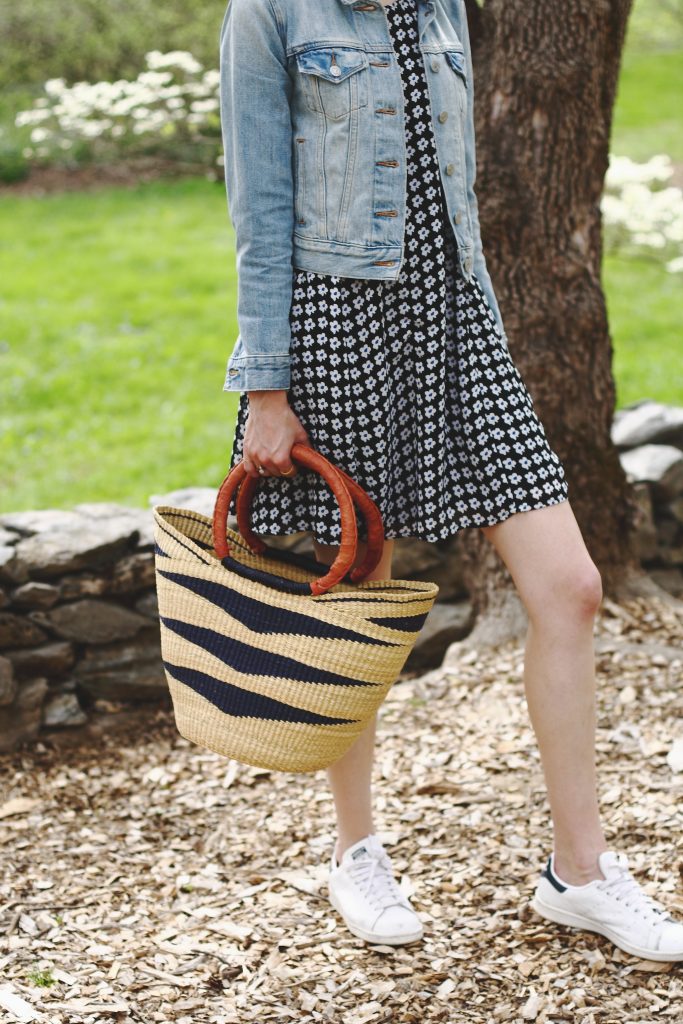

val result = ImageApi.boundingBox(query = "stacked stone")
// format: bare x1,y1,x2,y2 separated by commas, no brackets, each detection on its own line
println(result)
0,501,174,753
614,401,683,596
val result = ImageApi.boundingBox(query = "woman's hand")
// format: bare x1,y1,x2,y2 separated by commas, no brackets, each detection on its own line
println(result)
241,390,312,478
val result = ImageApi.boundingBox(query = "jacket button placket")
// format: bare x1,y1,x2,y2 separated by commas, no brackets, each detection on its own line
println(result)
367,6,404,274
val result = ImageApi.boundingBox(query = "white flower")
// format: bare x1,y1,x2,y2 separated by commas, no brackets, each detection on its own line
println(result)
44,77,67,96
137,69,174,87
606,153,674,187
665,255,683,273
190,98,219,113
15,108,52,127
65,118,113,139
144,50,203,74
602,153,683,260
30,127,51,143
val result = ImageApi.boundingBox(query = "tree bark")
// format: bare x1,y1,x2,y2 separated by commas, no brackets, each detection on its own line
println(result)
457,0,645,643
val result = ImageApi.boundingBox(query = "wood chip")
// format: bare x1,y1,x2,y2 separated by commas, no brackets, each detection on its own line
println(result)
0,593,680,1022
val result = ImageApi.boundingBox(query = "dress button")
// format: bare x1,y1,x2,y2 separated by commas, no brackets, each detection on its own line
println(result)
446,163,454,175
431,59,439,72
438,110,448,123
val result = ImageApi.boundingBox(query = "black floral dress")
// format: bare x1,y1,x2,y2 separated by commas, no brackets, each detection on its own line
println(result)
227,0,569,546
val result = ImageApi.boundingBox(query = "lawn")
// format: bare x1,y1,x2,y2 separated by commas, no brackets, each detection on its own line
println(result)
1,0,681,515
0,178,238,512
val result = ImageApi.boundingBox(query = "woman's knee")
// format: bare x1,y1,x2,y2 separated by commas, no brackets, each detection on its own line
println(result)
572,561,603,617
528,557,603,624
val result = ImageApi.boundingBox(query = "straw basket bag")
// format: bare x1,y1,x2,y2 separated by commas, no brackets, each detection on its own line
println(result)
152,443,439,773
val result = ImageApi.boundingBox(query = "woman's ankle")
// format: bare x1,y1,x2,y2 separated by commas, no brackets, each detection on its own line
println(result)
334,828,375,864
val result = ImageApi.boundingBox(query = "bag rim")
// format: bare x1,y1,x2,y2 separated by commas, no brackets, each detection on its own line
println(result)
153,504,440,604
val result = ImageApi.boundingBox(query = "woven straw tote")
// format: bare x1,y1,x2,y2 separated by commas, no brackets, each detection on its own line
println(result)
152,443,439,773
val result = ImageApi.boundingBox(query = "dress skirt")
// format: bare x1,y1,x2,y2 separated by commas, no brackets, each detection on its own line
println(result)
227,0,569,546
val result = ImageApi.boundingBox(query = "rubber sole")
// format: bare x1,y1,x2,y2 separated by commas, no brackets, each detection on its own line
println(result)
531,892,683,962
328,887,424,946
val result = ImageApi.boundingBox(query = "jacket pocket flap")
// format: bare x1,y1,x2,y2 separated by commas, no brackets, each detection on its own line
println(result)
296,46,368,84
444,48,468,85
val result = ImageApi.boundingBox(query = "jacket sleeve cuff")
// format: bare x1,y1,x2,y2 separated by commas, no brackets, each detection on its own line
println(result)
223,358,291,392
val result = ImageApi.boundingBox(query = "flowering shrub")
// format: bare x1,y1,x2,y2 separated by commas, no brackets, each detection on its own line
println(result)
602,154,683,273
14,50,223,173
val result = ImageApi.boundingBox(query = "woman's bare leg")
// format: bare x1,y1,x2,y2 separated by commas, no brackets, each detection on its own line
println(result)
312,536,395,864
480,499,608,886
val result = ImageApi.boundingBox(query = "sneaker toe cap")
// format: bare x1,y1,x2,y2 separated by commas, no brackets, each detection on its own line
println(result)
374,904,423,940
657,921,683,956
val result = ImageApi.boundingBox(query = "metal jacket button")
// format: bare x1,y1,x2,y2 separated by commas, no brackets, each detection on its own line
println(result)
464,256,473,272
431,59,439,72
446,163,454,175
228,368,239,376
438,111,448,123
330,65,341,77
454,210,462,224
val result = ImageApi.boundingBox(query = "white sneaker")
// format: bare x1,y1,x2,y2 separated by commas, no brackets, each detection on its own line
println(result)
531,849,683,961
327,834,424,945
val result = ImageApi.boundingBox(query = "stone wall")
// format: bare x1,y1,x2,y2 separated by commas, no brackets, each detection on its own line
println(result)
1,398,682,753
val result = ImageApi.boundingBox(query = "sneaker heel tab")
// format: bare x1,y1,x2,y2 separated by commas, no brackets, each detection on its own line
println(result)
543,854,568,893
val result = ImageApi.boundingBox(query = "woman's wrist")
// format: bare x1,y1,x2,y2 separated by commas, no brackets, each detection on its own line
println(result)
246,389,289,403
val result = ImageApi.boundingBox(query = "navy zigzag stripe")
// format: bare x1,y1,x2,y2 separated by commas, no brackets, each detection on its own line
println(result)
155,522,214,564
159,615,382,688
367,612,429,632
165,660,358,725
157,567,398,647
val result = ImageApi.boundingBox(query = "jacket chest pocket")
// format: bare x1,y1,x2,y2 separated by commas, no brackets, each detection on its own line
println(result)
443,47,468,117
444,48,468,89
295,46,369,122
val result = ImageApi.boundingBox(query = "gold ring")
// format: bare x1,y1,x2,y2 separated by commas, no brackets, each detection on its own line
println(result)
281,464,296,476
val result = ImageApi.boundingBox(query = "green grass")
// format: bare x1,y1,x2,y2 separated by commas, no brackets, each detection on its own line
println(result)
1,0,681,513
603,253,683,408
612,48,683,161
0,177,240,512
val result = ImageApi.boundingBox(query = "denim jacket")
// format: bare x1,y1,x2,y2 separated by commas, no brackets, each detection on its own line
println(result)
219,0,509,393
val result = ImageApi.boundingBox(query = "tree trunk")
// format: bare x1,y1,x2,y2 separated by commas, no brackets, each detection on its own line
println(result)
457,0,646,645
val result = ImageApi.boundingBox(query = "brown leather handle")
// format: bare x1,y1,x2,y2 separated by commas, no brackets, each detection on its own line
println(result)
317,460,385,581
213,443,385,594
235,444,385,583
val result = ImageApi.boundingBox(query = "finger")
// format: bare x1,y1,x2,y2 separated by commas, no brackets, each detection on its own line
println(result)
259,458,280,477
242,456,264,479
274,456,297,477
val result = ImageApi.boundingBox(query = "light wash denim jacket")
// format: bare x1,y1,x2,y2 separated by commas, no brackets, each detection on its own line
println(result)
219,0,508,393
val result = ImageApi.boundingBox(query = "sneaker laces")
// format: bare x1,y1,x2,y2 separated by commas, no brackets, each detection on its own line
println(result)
347,849,408,913
597,861,675,925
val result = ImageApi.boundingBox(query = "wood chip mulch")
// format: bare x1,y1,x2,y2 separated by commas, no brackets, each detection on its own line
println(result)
1,594,682,1024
